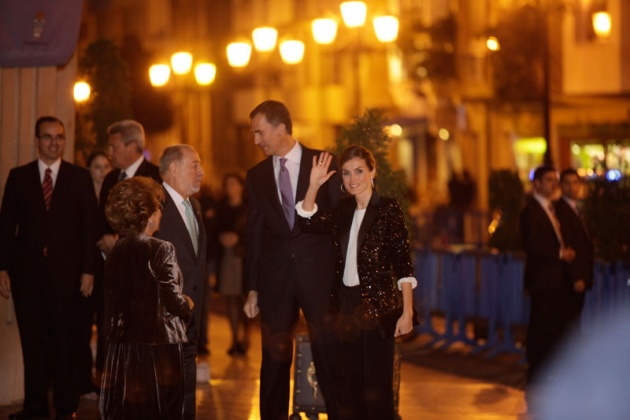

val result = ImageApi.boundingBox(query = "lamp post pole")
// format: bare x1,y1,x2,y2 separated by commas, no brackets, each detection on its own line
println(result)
542,0,553,166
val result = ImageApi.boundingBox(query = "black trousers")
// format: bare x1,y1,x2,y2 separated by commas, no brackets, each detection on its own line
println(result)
257,264,342,420
182,334,198,419
337,285,396,420
12,268,86,416
526,288,571,385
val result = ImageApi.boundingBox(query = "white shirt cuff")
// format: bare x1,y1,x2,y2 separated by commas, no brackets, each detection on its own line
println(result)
397,277,417,290
295,200,318,218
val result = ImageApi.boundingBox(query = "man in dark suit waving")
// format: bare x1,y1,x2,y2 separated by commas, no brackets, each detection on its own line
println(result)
243,100,343,419
155,144,207,420
520,165,575,395
97,120,161,255
555,168,593,329
0,116,96,420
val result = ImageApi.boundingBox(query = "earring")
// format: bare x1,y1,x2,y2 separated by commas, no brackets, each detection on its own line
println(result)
148,219,154,227
340,184,347,193
371,178,374,189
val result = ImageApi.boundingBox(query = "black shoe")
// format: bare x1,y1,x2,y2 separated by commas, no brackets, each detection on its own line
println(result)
54,412,77,420
9,410,49,420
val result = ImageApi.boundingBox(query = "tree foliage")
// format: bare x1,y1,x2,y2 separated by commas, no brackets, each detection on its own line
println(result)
490,4,546,104
487,169,525,251
76,38,133,161
120,35,174,133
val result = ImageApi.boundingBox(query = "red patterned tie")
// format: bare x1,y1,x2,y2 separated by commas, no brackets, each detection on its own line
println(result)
42,168,53,210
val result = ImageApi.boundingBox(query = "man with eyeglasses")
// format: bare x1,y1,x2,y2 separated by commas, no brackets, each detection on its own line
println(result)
0,116,97,420
96,120,161,256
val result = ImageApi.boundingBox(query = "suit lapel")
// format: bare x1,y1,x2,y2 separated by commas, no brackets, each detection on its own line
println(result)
534,200,561,246
260,157,286,225
357,193,380,251
136,159,148,176
27,161,47,210
296,148,313,203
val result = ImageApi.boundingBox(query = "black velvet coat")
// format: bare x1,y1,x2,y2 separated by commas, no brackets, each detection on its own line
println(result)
298,192,414,320
100,234,191,420
103,234,191,343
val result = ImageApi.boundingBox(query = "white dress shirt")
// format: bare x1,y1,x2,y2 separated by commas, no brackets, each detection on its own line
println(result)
534,192,565,249
38,158,61,186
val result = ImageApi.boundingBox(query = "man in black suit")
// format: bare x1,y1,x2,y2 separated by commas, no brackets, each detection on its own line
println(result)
0,116,96,420
520,165,575,391
555,168,593,329
155,144,207,420
243,100,343,419
96,119,161,255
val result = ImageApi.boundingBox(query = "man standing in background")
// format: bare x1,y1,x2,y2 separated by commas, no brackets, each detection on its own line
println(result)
97,120,161,256
155,144,207,420
555,168,593,330
0,116,96,420
520,165,575,405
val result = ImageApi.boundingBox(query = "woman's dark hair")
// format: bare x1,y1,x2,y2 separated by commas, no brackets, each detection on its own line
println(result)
105,177,164,237
86,150,111,168
339,144,376,172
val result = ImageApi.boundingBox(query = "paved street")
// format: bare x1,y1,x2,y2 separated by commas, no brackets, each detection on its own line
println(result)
1,300,528,419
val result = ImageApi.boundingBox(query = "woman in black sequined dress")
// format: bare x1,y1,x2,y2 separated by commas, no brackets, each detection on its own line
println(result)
296,145,417,420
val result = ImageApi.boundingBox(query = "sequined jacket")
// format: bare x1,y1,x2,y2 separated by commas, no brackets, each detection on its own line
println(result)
297,192,414,320
104,234,191,344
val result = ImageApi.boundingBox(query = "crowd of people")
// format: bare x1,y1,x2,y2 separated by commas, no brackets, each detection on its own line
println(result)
0,99,594,419
0,100,418,420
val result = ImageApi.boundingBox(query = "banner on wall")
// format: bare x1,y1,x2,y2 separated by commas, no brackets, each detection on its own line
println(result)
0,0,84,67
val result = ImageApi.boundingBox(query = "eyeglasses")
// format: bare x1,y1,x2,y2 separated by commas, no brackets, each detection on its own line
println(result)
38,134,66,142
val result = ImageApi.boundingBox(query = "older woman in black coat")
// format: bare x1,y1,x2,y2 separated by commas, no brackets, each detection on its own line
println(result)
296,145,417,420
100,177,194,420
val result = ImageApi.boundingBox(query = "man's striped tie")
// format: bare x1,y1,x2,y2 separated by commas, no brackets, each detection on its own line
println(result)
42,168,53,210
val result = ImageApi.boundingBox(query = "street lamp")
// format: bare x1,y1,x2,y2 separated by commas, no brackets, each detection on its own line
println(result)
171,52,193,75
312,18,338,45
194,63,217,86
226,42,253,68
279,40,305,65
149,64,171,87
73,81,91,103
340,1,367,28
252,27,278,52
373,16,399,43
592,11,612,39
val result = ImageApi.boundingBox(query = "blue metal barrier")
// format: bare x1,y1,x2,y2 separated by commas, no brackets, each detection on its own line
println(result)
485,254,528,362
470,254,500,355
413,248,629,361
438,252,478,348
413,249,439,337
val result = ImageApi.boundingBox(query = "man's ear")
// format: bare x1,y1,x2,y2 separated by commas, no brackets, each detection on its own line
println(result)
168,161,179,175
